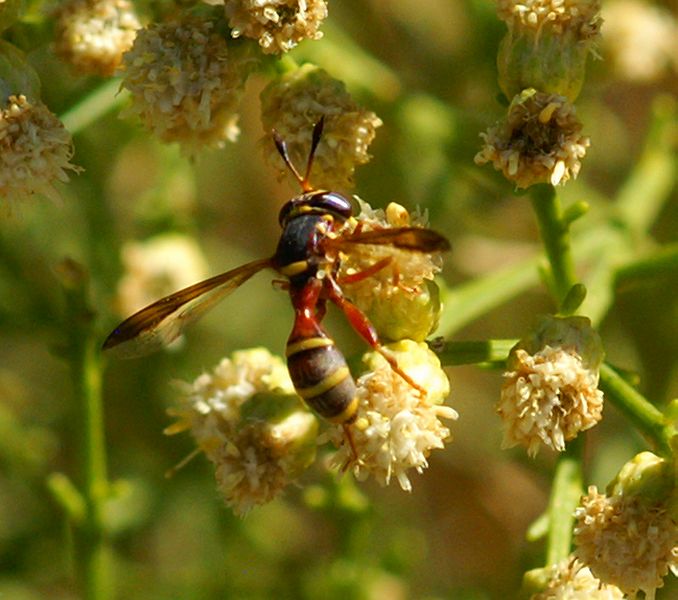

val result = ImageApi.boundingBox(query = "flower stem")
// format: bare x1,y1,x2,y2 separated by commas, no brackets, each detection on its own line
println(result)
546,438,583,565
60,78,129,135
529,184,577,308
434,339,517,366
599,363,673,456
56,259,112,600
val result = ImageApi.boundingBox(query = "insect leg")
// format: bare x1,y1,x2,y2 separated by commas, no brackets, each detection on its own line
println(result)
336,256,392,285
341,423,358,470
323,276,426,396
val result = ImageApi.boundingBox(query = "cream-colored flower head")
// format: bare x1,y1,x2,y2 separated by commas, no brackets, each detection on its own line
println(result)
260,64,382,191
323,341,457,492
53,0,141,77
114,233,208,317
529,557,625,599
0,94,81,208
475,88,590,188
573,452,678,599
336,199,446,342
497,316,604,457
223,0,328,54
120,17,259,156
496,0,602,37
602,0,678,82
167,348,317,516
495,1,602,101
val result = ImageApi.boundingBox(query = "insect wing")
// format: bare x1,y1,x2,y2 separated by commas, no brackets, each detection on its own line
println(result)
330,227,450,253
103,258,271,358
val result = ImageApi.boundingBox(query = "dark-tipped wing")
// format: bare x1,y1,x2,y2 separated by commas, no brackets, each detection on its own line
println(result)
103,258,272,358
328,227,450,253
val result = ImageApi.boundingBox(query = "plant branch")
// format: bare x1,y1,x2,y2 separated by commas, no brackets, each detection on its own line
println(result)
545,438,583,565
56,259,112,600
529,185,577,307
599,363,673,456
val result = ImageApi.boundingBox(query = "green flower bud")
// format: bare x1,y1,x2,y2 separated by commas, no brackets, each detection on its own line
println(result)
364,279,441,343
607,452,675,507
495,0,602,102
512,314,604,372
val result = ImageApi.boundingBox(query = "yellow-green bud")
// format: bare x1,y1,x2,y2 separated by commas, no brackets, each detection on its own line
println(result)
607,452,675,508
362,339,450,405
365,279,441,343
512,314,604,372
496,0,602,102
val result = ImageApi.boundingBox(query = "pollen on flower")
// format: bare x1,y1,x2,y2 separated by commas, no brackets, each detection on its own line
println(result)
337,199,445,342
260,64,382,191
114,234,208,317
53,0,141,77
530,557,625,599
120,16,259,156
496,0,602,39
475,89,590,188
223,0,328,54
323,340,457,492
497,345,604,457
167,348,317,516
0,94,81,209
573,485,678,599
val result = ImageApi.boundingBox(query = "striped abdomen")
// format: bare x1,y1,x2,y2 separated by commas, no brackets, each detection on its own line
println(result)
286,334,358,424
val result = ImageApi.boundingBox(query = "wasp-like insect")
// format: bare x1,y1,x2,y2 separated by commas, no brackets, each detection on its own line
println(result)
103,119,450,457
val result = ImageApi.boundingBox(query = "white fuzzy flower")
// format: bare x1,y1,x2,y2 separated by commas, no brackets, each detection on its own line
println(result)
324,341,457,491
167,348,317,515
498,345,604,456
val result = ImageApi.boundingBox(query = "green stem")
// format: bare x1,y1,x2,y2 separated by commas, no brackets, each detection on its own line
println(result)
599,363,672,456
435,339,517,366
545,438,583,565
529,185,577,307
438,254,540,336
58,260,112,600
60,79,128,135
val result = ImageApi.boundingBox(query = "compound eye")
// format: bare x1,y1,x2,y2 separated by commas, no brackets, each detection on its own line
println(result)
314,192,353,219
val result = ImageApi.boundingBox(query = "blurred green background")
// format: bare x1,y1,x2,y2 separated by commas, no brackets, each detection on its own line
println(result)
1,1,676,598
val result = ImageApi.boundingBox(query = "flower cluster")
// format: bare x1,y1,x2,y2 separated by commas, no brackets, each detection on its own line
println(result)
120,16,258,155
0,94,81,208
337,200,444,342
475,88,590,188
260,64,382,191
478,0,600,188
53,0,141,76
529,558,624,599
573,452,677,599
167,348,317,516
323,341,457,492
497,316,604,456
222,0,328,54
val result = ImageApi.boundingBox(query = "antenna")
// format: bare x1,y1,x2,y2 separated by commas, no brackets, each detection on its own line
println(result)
272,117,325,192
